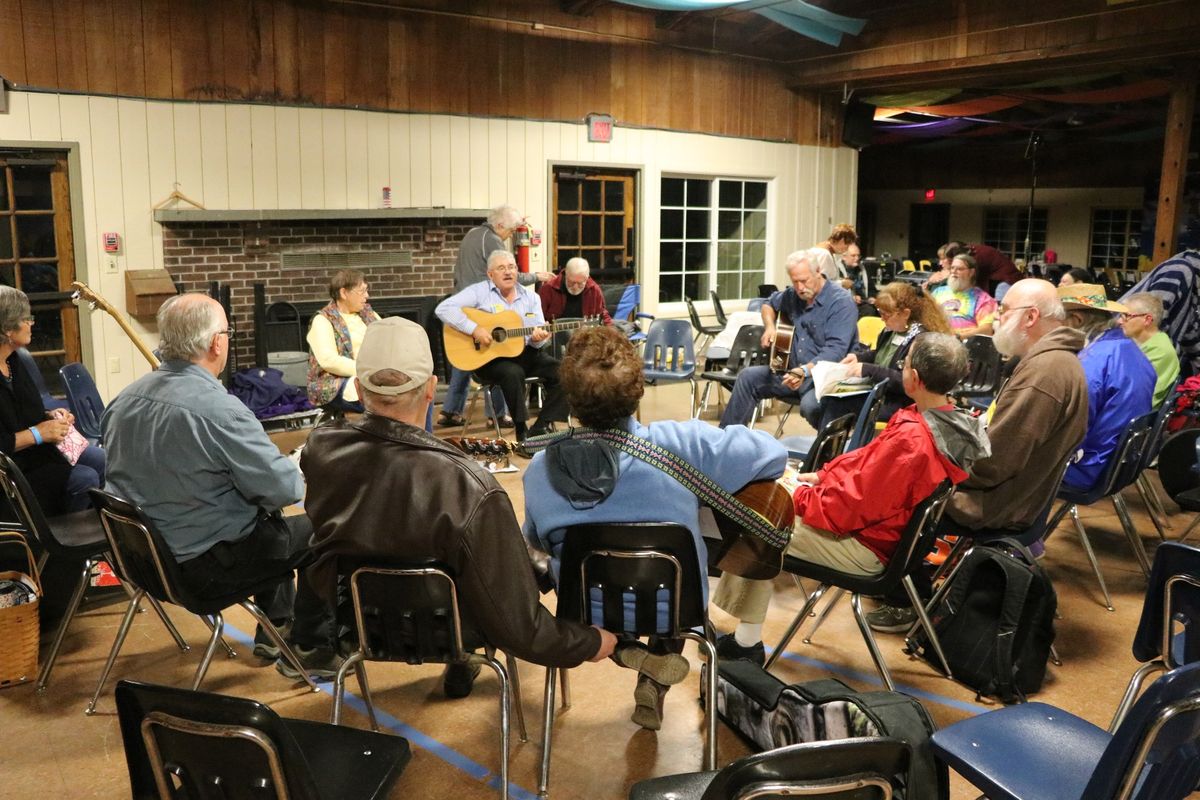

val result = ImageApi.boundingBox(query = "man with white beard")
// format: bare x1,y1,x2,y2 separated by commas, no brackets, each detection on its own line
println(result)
868,278,1089,632
538,257,614,325
929,253,997,338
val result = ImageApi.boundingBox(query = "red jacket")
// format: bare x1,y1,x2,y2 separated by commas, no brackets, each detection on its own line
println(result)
969,243,1021,294
794,406,968,564
538,274,613,325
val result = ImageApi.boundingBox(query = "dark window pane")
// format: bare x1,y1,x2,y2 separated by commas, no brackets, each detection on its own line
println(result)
557,214,579,247
744,210,767,240
661,178,685,207
717,242,740,270
683,272,708,300
685,242,708,270
741,271,762,299
716,271,739,298
604,215,624,246
20,262,58,294
0,264,13,287
25,349,64,396
0,222,11,259
718,181,741,208
661,209,684,240
717,210,742,239
557,183,580,211
686,179,710,206
581,249,602,271
659,241,683,270
744,181,767,210
659,273,683,303
0,179,8,211
604,250,624,270
17,215,56,258
686,210,708,239
556,249,578,269
604,181,624,212
13,165,53,210
581,181,602,211
581,215,601,245
29,304,63,351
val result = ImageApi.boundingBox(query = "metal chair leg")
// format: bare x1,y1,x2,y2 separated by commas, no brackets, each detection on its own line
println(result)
930,536,970,585
1049,643,1062,667
331,650,364,726
86,588,145,715
1108,661,1165,733
1178,514,1200,544
1135,475,1169,538
1112,494,1152,577
765,583,830,670
36,558,93,692
191,612,227,690
537,666,558,798
801,587,846,644
559,667,571,709
144,595,190,651
198,614,238,659
681,630,719,770
903,576,953,680
850,592,895,691
355,657,379,731
241,599,320,692
481,655,511,800
1071,505,1114,611
504,652,529,742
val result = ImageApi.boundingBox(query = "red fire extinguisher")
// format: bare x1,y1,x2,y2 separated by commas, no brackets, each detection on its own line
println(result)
513,222,532,274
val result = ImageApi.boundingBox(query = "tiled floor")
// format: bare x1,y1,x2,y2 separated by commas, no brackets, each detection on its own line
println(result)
2,381,1190,798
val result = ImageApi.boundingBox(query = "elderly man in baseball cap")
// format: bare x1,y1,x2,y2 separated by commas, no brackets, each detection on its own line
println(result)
1057,283,1156,493
284,317,616,694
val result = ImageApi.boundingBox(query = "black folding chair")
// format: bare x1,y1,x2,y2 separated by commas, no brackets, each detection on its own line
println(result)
696,324,766,418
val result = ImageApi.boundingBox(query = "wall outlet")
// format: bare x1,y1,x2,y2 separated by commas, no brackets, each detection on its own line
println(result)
108,356,120,374
104,255,118,275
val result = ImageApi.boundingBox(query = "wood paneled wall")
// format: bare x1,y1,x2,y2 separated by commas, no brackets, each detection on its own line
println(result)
0,0,836,145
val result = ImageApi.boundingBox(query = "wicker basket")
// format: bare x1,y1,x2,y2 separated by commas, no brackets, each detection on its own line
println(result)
0,532,41,689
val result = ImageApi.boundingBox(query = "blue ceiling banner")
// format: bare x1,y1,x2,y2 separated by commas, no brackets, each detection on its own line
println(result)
611,0,866,46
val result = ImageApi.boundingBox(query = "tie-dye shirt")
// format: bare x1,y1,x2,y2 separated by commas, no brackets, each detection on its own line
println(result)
931,284,997,332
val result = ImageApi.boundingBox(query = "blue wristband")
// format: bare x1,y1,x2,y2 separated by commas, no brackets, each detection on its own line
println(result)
29,426,42,445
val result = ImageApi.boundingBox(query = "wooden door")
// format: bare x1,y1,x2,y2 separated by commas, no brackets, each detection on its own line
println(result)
553,168,637,283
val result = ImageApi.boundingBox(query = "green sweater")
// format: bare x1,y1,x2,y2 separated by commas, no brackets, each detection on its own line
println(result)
1139,330,1181,407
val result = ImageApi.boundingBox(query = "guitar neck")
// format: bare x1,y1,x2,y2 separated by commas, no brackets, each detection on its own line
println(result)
71,282,161,369
502,318,589,338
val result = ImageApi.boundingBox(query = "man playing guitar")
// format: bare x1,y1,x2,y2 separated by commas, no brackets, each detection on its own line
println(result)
435,249,569,441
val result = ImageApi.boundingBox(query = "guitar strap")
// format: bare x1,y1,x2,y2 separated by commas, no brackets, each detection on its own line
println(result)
522,427,792,550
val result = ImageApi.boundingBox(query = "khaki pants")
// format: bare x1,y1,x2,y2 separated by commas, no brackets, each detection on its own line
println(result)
712,522,884,625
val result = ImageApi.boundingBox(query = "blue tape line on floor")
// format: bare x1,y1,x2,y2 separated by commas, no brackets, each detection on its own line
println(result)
223,624,538,799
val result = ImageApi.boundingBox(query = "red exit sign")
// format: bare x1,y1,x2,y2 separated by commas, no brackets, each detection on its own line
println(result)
587,113,614,144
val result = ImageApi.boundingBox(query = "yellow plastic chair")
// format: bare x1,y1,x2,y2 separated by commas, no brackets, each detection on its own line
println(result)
902,259,916,271
919,259,932,269
857,316,886,351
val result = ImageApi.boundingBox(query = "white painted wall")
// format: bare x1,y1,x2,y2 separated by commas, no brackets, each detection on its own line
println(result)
0,89,857,397
861,187,1144,267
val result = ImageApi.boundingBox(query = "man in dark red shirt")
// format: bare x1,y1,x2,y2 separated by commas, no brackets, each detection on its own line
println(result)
538,257,613,325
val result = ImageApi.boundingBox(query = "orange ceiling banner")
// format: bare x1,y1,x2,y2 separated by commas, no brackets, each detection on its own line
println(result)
874,96,1023,118
1024,78,1170,104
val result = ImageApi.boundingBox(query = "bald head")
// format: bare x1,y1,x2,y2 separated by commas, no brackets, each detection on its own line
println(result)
992,279,1064,357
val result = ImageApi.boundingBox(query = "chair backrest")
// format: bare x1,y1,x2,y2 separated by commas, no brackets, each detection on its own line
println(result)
857,317,886,350
263,301,305,353
877,480,956,590
549,319,580,361
1082,661,1200,800
720,325,768,376
757,284,778,298
89,488,191,608
800,413,855,473
709,290,728,327
1103,411,1159,497
612,284,641,322
16,347,60,409
1131,542,1200,668
847,380,891,452
643,319,697,375
343,561,470,665
747,298,766,312
1141,380,1182,470
957,336,1002,397
115,680,326,800
699,737,910,800
59,362,105,441
1157,429,1200,502
556,523,706,635
684,296,707,333
0,452,59,553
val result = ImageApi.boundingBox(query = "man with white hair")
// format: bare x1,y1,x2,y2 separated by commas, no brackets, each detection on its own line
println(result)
1122,292,1180,407
929,253,997,338
718,251,858,429
538,257,613,324
293,317,616,696
103,294,316,664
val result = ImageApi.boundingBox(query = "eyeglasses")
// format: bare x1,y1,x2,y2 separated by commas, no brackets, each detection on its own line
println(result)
997,304,1034,317
350,285,369,295
491,264,518,273
215,328,236,339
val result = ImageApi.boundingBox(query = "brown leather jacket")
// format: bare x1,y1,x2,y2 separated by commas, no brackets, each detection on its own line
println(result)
299,413,600,667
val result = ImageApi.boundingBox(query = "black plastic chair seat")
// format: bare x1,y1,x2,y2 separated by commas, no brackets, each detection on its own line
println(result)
181,569,298,617
781,554,891,595
1177,487,1200,512
46,510,107,554
629,770,718,799
288,718,411,799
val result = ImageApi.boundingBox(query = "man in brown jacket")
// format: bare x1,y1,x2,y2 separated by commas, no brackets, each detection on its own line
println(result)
285,317,616,694
868,279,1088,632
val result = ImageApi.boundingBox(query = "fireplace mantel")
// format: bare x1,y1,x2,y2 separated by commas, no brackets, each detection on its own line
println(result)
154,207,489,224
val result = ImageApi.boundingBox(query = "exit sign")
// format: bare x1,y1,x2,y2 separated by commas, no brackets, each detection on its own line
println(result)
587,113,614,143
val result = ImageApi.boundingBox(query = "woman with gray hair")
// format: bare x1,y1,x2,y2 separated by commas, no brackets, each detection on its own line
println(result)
0,286,105,516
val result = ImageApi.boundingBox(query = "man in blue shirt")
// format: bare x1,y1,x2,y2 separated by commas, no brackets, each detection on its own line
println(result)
719,250,859,429
436,249,569,440
103,294,327,671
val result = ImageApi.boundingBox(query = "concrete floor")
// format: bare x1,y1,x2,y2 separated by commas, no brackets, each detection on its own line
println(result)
2,380,1193,799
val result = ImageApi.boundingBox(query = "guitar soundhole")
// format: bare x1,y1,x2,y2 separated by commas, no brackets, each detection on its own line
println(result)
492,328,507,343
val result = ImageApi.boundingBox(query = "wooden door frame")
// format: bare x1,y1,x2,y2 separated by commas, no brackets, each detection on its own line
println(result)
547,160,643,283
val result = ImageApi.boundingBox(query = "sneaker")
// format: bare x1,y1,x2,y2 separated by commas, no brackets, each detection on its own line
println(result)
275,645,344,681
865,604,917,633
613,644,690,686
444,660,481,699
252,621,292,660
631,675,668,731
715,633,765,667
437,411,466,428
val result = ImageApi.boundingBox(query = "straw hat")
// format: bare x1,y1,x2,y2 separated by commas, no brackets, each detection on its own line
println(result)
1056,283,1130,315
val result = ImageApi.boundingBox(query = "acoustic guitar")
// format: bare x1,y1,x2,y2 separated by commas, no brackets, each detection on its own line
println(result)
768,323,794,375
443,310,599,372
446,435,795,580
71,281,161,369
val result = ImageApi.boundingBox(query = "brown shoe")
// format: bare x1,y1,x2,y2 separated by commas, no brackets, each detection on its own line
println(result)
631,675,668,731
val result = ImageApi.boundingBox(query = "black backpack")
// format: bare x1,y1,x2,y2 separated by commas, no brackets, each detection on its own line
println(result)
907,538,1056,703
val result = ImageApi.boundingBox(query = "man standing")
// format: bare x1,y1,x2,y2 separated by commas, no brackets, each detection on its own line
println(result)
538,257,613,325
719,252,857,429
437,250,569,441
1122,292,1181,407
1058,284,1155,493
103,294,317,663
439,204,553,429
868,279,1089,632
295,317,616,695
930,253,997,338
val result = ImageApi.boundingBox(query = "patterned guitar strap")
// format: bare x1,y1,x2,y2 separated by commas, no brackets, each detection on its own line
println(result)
522,427,791,550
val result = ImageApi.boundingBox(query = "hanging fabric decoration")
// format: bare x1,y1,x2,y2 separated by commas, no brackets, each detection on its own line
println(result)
611,0,866,47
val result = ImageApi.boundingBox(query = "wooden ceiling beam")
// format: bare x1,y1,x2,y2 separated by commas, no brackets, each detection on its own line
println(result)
559,0,606,17
656,11,692,30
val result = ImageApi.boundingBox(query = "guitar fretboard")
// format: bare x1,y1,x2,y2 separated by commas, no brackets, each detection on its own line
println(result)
489,317,595,338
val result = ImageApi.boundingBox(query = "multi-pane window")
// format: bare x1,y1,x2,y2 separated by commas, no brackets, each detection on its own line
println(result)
659,177,767,303
1089,208,1142,271
553,171,635,274
982,207,1048,261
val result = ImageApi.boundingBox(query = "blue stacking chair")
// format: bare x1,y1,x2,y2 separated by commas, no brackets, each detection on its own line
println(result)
1127,380,1182,541
16,348,69,412
1108,541,1200,731
931,660,1200,800
611,284,653,345
59,362,105,443
778,378,889,461
641,319,697,417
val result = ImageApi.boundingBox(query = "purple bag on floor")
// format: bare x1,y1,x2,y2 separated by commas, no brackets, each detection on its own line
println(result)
229,368,313,419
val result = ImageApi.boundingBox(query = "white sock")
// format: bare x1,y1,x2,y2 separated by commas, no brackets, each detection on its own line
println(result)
734,622,762,647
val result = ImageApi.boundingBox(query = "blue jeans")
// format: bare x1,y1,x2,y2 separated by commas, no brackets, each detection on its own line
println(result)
65,444,105,512
442,366,506,418
718,365,821,429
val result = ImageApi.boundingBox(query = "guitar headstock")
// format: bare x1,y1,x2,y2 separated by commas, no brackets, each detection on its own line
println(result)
71,281,116,316
446,436,531,459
